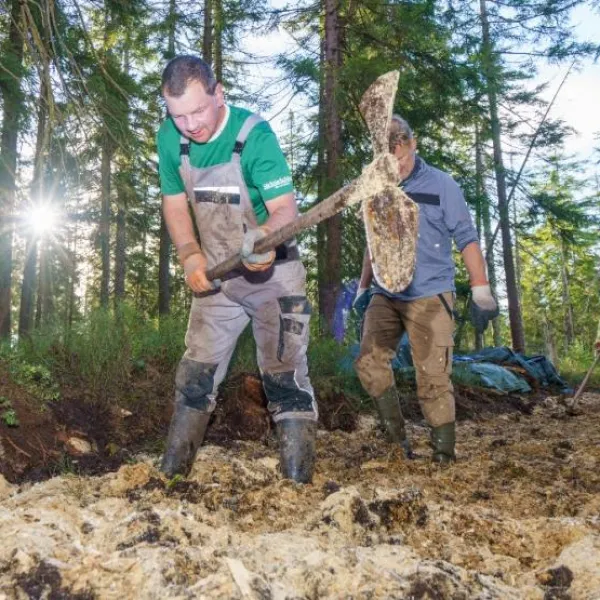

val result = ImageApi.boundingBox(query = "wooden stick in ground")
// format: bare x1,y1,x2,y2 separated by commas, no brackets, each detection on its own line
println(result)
570,354,600,408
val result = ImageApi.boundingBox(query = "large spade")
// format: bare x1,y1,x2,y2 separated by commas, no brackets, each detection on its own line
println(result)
205,71,418,293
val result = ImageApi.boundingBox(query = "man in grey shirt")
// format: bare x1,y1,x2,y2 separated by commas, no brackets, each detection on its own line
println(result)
354,115,498,464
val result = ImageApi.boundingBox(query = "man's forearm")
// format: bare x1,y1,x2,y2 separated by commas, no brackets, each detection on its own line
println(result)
359,248,374,288
162,193,202,262
461,241,487,286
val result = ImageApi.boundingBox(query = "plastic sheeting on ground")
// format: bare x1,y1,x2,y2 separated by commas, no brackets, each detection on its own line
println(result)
340,338,571,394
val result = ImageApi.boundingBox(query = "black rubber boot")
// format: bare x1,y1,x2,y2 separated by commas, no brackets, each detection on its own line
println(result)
375,386,414,458
160,404,210,478
431,422,456,465
275,419,316,484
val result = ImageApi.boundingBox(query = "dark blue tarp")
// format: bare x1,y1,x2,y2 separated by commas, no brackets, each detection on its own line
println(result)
454,347,567,389
452,362,532,393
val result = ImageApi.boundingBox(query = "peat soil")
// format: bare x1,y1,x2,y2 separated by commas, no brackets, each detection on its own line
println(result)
1,362,599,598
0,360,556,484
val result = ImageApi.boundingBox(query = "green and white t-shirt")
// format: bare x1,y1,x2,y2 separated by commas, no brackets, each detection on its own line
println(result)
157,105,294,225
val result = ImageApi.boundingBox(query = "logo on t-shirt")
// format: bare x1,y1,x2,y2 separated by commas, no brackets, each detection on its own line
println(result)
263,176,292,191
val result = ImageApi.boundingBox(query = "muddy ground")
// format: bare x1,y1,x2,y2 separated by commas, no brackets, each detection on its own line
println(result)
0,364,599,599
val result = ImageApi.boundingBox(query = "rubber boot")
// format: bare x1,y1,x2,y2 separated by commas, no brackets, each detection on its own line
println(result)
375,386,413,458
275,419,316,484
430,422,456,465
160,404,210,478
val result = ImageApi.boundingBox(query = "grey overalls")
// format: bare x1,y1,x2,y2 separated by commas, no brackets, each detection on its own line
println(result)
175,114,318,423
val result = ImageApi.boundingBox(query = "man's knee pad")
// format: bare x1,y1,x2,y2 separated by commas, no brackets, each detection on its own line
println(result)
262,370,317,422
175,358,218,412
354,346,396,398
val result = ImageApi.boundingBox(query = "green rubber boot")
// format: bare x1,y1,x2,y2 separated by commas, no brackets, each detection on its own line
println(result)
430,422,456,465
374,386,413,458
160,404,210,478
275,419,316,484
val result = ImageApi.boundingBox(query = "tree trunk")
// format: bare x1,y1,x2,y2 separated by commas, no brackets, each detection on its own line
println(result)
34,240,53,328
213,0,223,81
99,4,116,309
66,229,77,328
158,0,178,318
479,0,525,352
114,45,131,309
114,187,127,306
136,184,149,312
18,239,38,337
203,0,213,65
482,205,502,347
474,126,484,351
559,237,575,347
512,197,522,305
0,0,25,340
543,313,558,366
35,250,42,328
99,139,112,308
317,0,343,336
19,65,52,338
476,125,502,347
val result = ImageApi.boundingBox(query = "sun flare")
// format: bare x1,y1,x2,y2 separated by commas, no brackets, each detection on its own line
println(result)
27,205,59,235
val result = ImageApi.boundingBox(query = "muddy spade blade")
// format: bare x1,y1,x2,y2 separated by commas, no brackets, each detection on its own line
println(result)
363,185,419,293
359,71,400,156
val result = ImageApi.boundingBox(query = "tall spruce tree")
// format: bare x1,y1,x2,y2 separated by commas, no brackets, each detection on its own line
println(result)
0,0,26,339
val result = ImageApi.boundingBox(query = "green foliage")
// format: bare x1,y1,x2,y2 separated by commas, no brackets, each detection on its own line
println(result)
8,306,186,401
0,396,19,427
1,351,61,404
1,409,19,427
557,340,600,387
519,155,600,360
306,330,366,403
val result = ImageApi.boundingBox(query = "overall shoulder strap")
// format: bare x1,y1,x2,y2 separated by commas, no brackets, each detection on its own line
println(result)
232,114,264,161
179,135,190,157
179,135,193,192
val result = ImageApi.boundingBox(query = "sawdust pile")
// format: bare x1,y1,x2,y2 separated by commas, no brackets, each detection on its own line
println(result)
0,392,599,599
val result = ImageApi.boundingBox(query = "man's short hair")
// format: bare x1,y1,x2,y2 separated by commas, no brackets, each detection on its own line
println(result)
161,55,217,97
389,115,414,153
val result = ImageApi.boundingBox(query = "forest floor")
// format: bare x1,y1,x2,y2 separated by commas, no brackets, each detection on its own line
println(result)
0,362,599,599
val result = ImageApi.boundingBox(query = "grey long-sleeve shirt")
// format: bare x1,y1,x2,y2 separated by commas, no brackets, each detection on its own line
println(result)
373,156,479,301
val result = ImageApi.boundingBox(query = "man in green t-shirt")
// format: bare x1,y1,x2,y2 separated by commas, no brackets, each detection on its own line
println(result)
157,55,317,483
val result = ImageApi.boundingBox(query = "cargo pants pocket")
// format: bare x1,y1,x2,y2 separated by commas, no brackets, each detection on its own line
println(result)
276,295,311,365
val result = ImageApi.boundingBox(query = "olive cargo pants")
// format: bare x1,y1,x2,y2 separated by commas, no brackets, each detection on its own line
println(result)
355,292,455,427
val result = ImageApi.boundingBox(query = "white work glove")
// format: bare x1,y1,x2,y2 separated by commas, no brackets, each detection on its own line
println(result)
240,226,276,272
470,284,499,334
